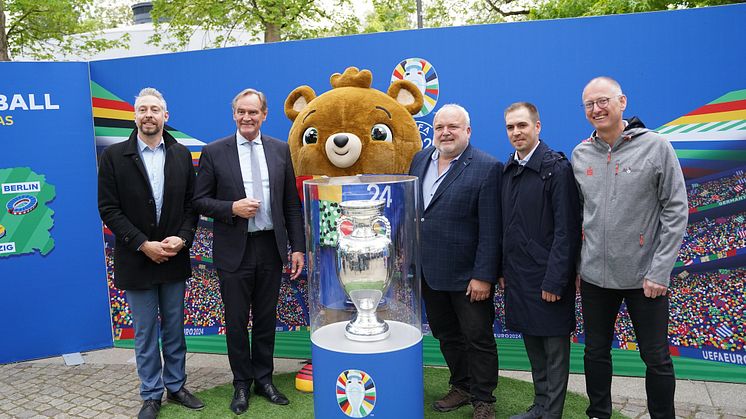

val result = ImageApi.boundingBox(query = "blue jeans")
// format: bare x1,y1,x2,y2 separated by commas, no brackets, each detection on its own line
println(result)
127,280,187,400
581,280,675,419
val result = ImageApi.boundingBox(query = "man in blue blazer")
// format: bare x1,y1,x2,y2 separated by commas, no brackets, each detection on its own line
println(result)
409,104,502,419
193,89,305,415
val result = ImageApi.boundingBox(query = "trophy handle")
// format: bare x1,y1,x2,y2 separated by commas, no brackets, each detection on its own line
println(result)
337,215,352,236
371,216,391,239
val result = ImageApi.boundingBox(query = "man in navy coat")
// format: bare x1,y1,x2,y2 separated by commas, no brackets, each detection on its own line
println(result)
193,88,305,415
499,102,581,419
409,104,502,419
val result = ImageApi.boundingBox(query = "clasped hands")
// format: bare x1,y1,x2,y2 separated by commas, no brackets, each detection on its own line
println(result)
140,236,184,264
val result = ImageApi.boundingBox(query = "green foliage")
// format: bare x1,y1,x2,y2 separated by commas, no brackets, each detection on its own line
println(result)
148,0,360,48
0,0,130,61
530,0,744,20
363,0,416,33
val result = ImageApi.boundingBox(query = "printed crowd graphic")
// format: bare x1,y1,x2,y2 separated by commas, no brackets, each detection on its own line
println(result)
0,167,56,257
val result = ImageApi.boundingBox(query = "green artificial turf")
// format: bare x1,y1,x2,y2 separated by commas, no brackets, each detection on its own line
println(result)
158,368,629,418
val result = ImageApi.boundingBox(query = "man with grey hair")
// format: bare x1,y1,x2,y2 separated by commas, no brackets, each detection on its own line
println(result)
98,88,203,419
572,77,687,419
409,104,502,419
194,88,305,415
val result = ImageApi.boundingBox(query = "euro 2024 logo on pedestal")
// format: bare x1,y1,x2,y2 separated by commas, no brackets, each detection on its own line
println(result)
336,369,376,418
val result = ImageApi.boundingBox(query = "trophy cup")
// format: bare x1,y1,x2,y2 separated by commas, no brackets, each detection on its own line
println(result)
335,199,394,341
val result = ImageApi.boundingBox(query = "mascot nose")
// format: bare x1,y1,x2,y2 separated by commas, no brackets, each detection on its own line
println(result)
333,134,349,148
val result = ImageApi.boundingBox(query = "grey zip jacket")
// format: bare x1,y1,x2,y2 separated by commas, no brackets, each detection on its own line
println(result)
571,117,688,289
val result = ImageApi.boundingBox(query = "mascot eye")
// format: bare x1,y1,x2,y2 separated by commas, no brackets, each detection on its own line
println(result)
303,127,318,145
371,124,393,142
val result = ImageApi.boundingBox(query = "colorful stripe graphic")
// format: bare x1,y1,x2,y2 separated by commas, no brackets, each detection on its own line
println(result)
659,89,746,179
91,81,205,162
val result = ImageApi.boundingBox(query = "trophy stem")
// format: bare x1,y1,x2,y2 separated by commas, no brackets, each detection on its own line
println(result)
345,289,390,341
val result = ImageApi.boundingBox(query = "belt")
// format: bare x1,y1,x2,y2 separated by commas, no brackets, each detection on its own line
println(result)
247,229,273,237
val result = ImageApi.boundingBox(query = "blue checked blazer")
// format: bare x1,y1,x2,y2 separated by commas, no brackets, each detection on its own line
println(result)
409,143,502,291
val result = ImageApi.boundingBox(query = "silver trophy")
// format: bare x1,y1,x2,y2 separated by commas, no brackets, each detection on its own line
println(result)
335,199,394,341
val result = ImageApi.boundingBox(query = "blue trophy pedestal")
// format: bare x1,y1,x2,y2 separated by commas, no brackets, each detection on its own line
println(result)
311,321,423,418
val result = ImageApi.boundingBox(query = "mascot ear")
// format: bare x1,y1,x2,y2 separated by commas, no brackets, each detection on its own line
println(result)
285,86,316,121
388,80,424,116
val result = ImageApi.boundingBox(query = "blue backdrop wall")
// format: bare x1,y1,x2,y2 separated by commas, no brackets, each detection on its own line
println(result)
0,62,112,363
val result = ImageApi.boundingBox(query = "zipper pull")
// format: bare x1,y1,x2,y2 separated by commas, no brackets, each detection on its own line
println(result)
615,162,619,175
639,233,644,246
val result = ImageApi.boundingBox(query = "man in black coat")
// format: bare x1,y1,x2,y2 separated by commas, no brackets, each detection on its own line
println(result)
193,88,305,415
499,102,581,419
98,88,203,419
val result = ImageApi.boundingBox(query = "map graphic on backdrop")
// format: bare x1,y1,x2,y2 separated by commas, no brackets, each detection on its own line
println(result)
0,167,55,257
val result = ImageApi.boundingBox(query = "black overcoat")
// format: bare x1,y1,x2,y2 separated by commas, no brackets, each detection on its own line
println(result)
501,141,581,335
98,130,198,290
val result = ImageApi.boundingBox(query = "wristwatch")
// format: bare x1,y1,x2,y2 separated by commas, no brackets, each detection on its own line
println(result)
180,237,188,248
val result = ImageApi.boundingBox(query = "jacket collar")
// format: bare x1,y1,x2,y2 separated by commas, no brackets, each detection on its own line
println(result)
505,140,547,174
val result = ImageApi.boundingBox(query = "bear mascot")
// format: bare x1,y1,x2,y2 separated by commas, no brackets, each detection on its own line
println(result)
284,67,424,392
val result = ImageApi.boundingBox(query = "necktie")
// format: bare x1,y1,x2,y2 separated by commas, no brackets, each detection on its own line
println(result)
249,140,267,230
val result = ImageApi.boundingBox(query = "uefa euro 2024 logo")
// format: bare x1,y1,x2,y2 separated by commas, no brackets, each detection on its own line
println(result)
336,369,377,417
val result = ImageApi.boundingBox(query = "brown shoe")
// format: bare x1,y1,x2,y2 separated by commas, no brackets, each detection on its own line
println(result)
432,386,470,412
473,401,495,419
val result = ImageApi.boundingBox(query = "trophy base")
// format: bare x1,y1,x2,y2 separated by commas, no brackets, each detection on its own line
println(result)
344,322,390,342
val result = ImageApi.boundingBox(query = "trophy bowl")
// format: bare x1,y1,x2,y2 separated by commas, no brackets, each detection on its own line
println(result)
335,199,394,341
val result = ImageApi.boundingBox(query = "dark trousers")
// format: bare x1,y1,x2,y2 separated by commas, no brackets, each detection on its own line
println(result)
218,231,283,389
422,279,498,403
581,280,675,419
523,334,570,419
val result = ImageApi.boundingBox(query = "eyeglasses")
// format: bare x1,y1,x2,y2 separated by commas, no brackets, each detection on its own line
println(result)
583,95,622,111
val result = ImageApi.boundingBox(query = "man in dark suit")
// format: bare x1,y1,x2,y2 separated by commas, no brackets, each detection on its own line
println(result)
193,88,305,415
500,102,581,419
408,104,502,419
98,88,203,419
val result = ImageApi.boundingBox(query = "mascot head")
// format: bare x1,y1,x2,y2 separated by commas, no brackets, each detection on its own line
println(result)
285,67,423,177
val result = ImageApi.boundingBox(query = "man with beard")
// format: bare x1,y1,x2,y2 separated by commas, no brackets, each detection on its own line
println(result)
98,87,203,419
409,104,501,419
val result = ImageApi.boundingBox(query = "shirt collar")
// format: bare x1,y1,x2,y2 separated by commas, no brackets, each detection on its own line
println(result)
430,147,465,163
513,140,541,165
137,136,164,152
237,130,262,146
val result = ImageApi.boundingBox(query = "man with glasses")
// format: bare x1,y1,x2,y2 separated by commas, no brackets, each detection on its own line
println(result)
571,77,688,419
409,104,501,419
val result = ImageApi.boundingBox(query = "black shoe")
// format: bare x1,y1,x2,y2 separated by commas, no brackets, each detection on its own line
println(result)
509,404,544,419
255,383,290,405
166,386,205,410
138,399,161,419
230,387,250,415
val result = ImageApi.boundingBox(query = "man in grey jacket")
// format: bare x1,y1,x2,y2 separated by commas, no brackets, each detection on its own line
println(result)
572,77,688,419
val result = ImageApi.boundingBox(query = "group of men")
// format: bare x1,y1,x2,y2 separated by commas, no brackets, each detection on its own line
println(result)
98,87,304,419
410,76,687,419
98,75,688,419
